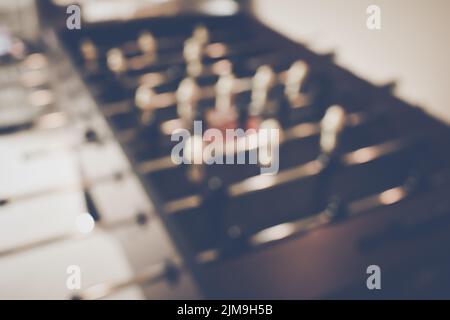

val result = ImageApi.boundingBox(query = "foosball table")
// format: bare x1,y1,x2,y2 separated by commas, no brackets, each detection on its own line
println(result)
16,0,450,299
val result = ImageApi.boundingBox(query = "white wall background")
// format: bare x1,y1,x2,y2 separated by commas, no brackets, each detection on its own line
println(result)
253,0,450,122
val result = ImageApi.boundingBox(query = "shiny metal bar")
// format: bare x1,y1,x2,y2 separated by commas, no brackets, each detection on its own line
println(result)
136,106,373,176
0,212,150,258
196,168,450,264
72,259,182,300
163,136,415,214
0,170,132,207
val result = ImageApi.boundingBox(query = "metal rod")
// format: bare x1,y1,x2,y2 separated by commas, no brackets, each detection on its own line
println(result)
0,212,149,258
164,136,417,214
72,259,182,300
195,168,450,264
0,170,131,207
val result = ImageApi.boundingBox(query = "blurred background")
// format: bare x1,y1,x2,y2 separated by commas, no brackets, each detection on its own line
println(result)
0,0,449,299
